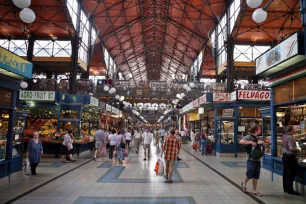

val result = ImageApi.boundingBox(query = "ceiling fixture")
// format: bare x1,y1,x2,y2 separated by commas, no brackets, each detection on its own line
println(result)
103,85,110,92
246,0,263,8
247,0,273,24
115,95,120,100
19,7,36,24
13,0,31,9
109,87,116,94
189,82,195,88
20,81,28,89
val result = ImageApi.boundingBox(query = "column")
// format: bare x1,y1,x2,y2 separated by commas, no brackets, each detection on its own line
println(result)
300,0,306,55
70,0,82,93
226,0,234,92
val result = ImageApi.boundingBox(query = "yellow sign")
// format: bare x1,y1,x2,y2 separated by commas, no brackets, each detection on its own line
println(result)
189,114,200,121
0,47,33,79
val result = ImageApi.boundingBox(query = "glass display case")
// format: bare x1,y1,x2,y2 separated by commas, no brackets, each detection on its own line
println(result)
262,116,271,154
220,121,234,144
12,117,25,158
208,119,214,141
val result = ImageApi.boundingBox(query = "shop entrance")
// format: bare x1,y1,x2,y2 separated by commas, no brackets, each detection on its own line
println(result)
215,119,236,156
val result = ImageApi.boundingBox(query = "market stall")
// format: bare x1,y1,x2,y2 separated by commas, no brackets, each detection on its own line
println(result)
0,47,33,180
255,31,306,192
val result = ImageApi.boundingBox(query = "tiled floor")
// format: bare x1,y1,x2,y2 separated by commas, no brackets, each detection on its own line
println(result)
0,143,305,204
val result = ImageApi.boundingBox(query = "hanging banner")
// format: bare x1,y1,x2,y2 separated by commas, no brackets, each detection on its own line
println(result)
213,93,230,102
106,104,112,112
199,94,207,105
193,99,199,108
90,97,99,107
237,90,270,101
19,90,55,101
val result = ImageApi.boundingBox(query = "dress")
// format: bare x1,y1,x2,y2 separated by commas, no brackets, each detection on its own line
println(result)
116,134,125,162
27,139,43,164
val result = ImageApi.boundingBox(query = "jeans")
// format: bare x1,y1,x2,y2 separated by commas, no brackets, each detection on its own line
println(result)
201,139,207,154
109,145,115,159
282,153,297,193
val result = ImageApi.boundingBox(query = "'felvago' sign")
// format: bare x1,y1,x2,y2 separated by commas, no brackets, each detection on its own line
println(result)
237,90,270,101
19,91,55,101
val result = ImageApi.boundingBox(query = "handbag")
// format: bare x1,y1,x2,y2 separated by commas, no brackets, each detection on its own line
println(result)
192,143,198,150
158,160,164,176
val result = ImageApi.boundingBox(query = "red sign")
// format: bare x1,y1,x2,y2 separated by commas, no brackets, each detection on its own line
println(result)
193,99,199,108
237,90,270,101
213,93,230,102
199,94,207,104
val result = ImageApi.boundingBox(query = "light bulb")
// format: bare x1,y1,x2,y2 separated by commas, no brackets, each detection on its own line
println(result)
252,8,267,23
246,0,263,8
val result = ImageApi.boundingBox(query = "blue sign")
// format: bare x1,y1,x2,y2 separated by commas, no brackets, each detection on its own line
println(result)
0,48,33,79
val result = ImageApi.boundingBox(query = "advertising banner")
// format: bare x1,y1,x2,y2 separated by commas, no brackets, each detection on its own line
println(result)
193,99,199,108
199,94,207,105
90,96,99,107
213,93,230,102
0,47,33,79
106,104,112,112
237,90,270,101
19,90,55,101
256,33,298,75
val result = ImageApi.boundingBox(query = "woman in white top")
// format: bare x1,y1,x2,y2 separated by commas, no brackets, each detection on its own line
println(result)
124,129,132,149
61,130,74,162
108,129,117,160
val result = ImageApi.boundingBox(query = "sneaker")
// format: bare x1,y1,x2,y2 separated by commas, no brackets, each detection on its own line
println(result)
136,151,138,154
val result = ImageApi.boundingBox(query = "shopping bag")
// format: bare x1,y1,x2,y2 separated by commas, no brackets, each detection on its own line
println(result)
192,143,198,150
23,158,31,175
158,160,164,176
124,148,129,157
130,139,135,148
154,160,160,175
100,146,106,156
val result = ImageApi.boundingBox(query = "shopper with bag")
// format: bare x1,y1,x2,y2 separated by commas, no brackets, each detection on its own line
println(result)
26,131,43,175
162,129,180,183
124,129,132,149
240,125,264,197
93,125,106,161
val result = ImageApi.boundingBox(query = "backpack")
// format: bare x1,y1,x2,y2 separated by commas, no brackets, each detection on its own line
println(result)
245,135,263,160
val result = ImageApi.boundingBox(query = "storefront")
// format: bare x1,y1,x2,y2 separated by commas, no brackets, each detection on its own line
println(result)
255,31,306,193
0,48,33,180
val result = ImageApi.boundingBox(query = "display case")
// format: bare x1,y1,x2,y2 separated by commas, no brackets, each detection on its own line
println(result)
208,119,214,141
262,116,272,154
219,121,234,144
237,118,262,142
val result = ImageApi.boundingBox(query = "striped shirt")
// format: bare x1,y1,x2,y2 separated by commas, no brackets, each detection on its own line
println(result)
163,134,180,160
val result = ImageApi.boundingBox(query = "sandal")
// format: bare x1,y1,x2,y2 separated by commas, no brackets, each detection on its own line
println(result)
164,175,168,180
252,192,263,197
241,182,247,193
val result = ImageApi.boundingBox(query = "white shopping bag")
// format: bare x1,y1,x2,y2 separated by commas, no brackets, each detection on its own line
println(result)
23,158,31,175
158,160,164,176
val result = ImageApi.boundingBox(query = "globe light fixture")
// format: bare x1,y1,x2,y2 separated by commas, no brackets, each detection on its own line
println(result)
20,81,28,89
189,82,195,88
176,93,181,99
180,93,186,98
120,96,125,101
198,107,205,114
115,95,120,100
20,8,36,24
252,8,267,23
109,87,116,93
103,85,109,92
13,0,31,9
187,86,192,92
246,0,263,8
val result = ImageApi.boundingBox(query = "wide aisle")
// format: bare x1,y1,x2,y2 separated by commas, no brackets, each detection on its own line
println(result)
8,145,295,204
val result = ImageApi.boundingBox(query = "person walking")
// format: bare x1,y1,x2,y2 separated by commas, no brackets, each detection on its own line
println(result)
162,129,180,183
133,129,142,153
154,129,159,146
125,129,132,149
108,129,117,160
282,125,301,195
240,125,264,197
200,130,207,155
93,126,106,161
116,130,125,164
175,129,182,161
27,131,43,175
143,129,153,161
194,130,200,151
61,130,74,163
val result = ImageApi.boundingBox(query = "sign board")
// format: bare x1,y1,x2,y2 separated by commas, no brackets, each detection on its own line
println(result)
0,88,13,108
136,89,142,96
106,104,112,112
237,90,270,101
180,102,194,114
90,97,99,107
111,107,117,114
199,94,207,105
213,93,230,102
193,99,199,108
0,47,33,79
19,90,55,101
238,126,246,132
256,33,299,75
189,114,200,121
222,109,234,117
230,91,237,101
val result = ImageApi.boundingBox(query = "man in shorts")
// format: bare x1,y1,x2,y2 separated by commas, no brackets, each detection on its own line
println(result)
142,129,153,161
240,125,264,197
162,129,180,183
93,126,106,161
